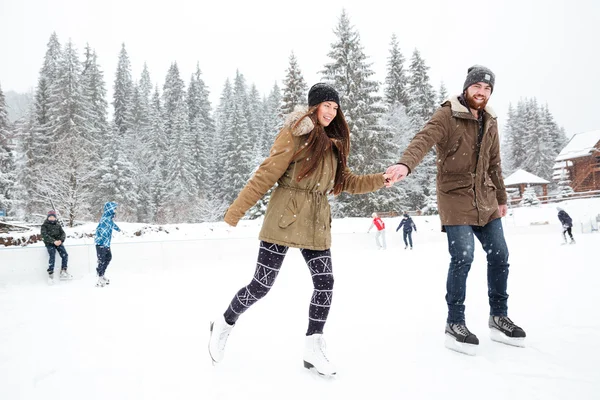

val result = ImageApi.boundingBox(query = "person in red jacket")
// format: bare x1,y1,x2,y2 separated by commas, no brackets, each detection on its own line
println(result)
368,212,387,250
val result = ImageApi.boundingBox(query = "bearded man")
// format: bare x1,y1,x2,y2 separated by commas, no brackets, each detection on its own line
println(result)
386,66,526,355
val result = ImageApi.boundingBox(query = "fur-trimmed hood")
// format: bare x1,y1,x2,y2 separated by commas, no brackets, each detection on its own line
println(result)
444,95,497,119
283,105,314,136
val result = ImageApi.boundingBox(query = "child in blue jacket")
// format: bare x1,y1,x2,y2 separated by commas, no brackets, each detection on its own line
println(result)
396,213,417,249
95,202,121,287
557,207,575,244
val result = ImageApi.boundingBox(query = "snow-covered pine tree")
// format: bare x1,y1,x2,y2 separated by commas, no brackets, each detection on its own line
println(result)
541,103,567,162
511,100,529,171
505,99,566,179
213,79,234,205
247,83,283,219
126,82,152,222
129,64,155,222
197,79,234,221
438,81,448,104
522,98,554,180
22,33,63,214
556,167,574,199
384,34,409,108
222,71,253,205
187,63,215,199
520,185,540,207
162,62,195,221
148,86,169,223
281,52,308,116
321,10,393,216
113,43,134,136
96,122,138,220
138,63,153,116
42,40,95,225
381,35,416,212
12,108,36,218
81,45,111,211
81,45,109,152
0,83,15,214
404,49,438,211
262,82,283,156
501,103,517,173
406,49,437,128
247,84,263,165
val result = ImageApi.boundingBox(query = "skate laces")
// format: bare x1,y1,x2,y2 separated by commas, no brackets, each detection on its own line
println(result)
316,336,330,361
453,324,471,336
496,316,516,332
217,325,233,350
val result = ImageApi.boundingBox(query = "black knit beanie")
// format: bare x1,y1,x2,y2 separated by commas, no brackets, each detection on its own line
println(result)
308,83,340,108
463,65,495,93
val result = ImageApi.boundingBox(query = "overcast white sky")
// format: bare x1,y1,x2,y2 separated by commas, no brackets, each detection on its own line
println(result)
0,0,598,136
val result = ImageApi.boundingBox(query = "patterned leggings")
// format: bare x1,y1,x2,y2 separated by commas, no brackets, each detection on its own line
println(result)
223,241,334,335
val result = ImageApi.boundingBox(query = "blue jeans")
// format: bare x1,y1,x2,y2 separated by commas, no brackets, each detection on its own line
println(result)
403,231,413,247
444,218,509,323
96,246,112,277
46,244,68,273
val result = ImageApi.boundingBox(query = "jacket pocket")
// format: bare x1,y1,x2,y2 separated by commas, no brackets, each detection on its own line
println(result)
278,196,301,228
438,173,473,194
484,176,496,190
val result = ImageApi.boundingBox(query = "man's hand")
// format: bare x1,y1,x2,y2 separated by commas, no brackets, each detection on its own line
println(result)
385,164,409,184
54,240,61,246
498,204,508,217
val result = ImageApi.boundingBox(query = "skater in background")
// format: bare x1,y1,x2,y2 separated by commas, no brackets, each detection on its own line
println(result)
368,212,387,250
385,65,526,355
209,83,391,377
40,210,71,284
94,202,120,287
557,207,575,244
396,213,417,249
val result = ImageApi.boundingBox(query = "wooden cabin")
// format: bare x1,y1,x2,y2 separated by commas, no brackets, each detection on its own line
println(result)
554,130,600,192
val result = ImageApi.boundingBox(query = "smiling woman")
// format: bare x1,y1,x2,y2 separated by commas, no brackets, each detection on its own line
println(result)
208,82,391,377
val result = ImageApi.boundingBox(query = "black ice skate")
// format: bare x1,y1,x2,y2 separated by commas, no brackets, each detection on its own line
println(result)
489,316,526,347
444,323,479,356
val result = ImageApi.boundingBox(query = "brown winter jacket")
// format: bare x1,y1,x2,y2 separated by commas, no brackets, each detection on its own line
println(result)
398,96,507,228
224,108,386,250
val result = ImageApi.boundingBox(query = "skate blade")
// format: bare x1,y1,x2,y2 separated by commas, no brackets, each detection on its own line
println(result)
444,334,478,356
208,322,219,366
490,329,526,348
303,361,336,378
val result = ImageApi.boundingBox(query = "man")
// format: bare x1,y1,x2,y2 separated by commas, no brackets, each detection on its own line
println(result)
396,213,417,249
386,66,526,355
557,207,575,244
368,212,386,250
40,210,72,284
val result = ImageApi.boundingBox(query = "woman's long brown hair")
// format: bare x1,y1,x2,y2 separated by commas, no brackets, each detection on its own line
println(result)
291,105,350,195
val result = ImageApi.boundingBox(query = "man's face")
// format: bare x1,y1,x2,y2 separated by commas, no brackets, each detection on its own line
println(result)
465,82,492,110
48,216,56,222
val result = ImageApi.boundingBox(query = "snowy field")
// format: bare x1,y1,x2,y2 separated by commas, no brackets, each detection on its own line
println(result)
1,199,600,400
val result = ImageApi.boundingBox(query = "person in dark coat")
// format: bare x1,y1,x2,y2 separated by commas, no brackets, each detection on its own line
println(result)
40,210,71,283
557,207,575,244
385,66,526,353
396,213,417,249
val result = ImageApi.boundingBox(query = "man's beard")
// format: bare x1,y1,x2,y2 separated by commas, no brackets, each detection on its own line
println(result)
465,92,489,110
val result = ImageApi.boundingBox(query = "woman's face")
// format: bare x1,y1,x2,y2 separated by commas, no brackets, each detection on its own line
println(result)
316,101,338,127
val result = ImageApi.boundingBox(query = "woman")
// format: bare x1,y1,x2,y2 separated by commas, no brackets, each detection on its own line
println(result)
209,83,390,376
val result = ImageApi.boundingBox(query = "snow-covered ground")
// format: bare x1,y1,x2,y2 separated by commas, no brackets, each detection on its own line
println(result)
1,199,599,399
